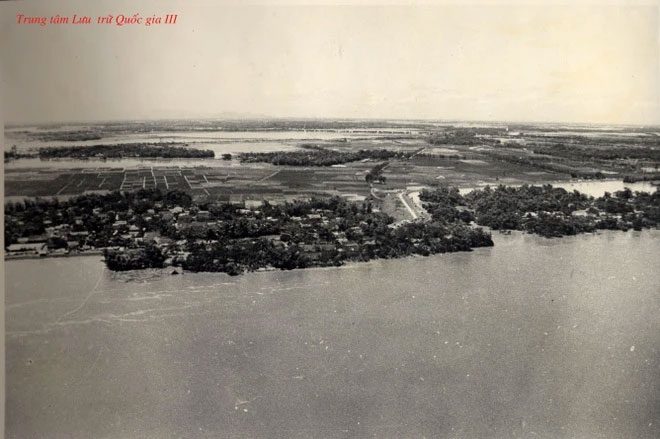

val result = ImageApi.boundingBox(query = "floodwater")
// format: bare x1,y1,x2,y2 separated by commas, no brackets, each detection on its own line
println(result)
3,140,300,170
5,231,660,438
5,157,235,170
4,129,415,152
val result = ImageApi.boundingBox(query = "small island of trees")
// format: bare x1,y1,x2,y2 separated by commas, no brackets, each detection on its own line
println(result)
239,145,413,166
38,143,215,159
4,145,37,162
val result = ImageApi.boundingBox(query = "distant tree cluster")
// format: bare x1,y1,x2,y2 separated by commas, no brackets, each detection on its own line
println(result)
38,143,214,159
428,128,503,146
532,143,660,162
365,162,388,184
239,147,412,166
623,173,660,183
31,131,103,142
4,145,36,162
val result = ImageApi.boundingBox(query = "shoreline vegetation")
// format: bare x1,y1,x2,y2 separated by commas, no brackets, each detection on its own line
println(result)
426,185,659,238
5,143,215,162
3,146,37,162
4,184,658,275
239,144,417,166
37,143,215,159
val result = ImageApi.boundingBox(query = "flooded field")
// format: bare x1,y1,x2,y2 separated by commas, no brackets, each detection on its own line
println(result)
4,128,419,152
6,231,659,438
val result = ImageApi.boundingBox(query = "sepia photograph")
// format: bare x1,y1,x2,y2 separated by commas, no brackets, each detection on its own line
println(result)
1,0,659,437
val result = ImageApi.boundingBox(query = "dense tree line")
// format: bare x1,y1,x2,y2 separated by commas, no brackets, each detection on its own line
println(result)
31,131,103,142
239,147,412,166
418,183,659,238
460,184,659,237
180,220,493,276
428,129,503,146
623,173,660,183
4,145,36,162
523,133,660,149
531,143,660,162
38,143,214,159
419,186,474,223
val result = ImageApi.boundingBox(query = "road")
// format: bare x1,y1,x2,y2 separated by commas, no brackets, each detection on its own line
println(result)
397,191,418,220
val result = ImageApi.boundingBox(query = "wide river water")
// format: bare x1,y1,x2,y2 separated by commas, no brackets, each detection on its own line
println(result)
5,231,660,438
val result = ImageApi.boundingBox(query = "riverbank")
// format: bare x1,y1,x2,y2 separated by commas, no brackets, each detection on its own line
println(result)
38,143,215,159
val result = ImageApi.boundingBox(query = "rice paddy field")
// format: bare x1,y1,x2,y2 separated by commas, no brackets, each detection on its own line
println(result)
4,120,658,205
3,153,564,203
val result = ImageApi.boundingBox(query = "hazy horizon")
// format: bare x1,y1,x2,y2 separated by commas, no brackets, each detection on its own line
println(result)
5,115,660,129
2,1,659,126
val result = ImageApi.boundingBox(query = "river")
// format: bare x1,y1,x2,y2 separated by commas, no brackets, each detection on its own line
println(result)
5,231,659,438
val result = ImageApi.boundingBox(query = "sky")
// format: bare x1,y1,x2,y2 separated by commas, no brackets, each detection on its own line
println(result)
1,0,659,125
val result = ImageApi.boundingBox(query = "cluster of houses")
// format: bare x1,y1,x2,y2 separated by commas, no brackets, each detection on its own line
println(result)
5,197,381,263
5,241,49,258
5,221,94,258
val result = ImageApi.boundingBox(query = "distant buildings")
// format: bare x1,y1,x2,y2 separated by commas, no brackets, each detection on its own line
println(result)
6,242,48,257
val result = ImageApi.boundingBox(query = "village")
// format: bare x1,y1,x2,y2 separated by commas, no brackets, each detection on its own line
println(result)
6,178,658,273
5,195,365,261
4,187,495,274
